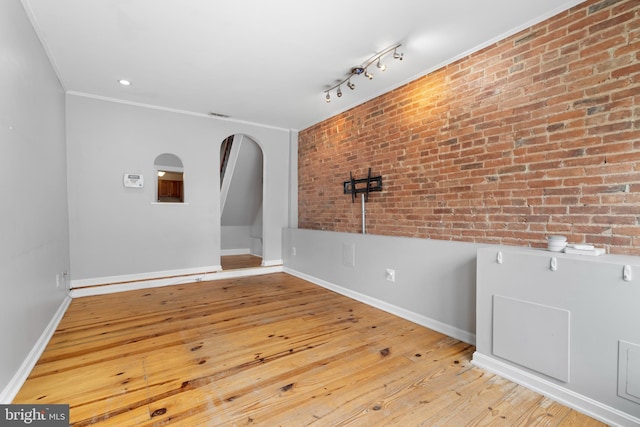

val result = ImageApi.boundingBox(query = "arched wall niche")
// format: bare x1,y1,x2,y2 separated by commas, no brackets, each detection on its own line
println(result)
154,153,184,203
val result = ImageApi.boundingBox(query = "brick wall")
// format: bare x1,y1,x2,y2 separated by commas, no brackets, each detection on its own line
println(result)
298,0,640,255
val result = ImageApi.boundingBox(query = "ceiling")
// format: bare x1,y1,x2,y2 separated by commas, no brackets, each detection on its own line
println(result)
21,0,585,131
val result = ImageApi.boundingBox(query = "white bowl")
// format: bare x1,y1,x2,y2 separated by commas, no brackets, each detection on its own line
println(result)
548,244,566,252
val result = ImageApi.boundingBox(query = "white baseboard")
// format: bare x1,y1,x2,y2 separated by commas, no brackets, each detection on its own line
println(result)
221,250,266,258
70,265,284,298
221,248,251,256
70,265,222,289
472,352,640,427
0,295,72,404
70,266,222,298
212,265,283,279
261,259,283,267
283,267,476,345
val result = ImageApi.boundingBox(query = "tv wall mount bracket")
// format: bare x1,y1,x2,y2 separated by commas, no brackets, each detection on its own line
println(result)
343,168,382,203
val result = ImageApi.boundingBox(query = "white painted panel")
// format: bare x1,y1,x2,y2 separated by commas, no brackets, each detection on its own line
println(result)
619,340,640,404
493,295,570,382
342,243,355,268
628,349,640,399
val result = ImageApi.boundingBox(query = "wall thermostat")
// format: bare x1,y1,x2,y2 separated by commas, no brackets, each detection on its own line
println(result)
123,173,144,188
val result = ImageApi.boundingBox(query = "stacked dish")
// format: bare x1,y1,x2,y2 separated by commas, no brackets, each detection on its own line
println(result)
547,235,567,252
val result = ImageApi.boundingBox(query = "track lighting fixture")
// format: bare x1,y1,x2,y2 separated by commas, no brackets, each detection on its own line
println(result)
323,43,403,102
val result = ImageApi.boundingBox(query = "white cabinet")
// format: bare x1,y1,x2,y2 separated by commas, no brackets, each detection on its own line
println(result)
473,247,640,426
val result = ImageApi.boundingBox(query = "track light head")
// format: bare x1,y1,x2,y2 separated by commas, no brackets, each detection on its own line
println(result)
325,92,331,103
347,80,355,90
393,48,404,60
376,59,387,71
337,86,342,97
365,70,373,80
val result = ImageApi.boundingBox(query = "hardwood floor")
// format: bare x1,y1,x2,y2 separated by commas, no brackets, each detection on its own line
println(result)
221,254,263,270
14,273,605,426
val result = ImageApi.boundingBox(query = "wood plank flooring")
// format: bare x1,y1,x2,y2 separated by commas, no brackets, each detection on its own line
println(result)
221,254,263,270
14,273,605,426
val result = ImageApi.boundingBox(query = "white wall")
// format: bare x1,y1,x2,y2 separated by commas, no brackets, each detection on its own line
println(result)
250,203,263,257
288,130,298,228
283,228,479,344
221,226,252,254
221,135,263,227
0,0,70,397
66,95,290,284
220,223,263,257
220,134,264,257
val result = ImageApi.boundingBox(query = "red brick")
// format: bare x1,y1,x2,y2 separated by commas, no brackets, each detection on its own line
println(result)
298,0,640,251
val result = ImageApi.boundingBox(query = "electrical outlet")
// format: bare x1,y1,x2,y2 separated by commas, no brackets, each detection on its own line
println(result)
385,268,395,282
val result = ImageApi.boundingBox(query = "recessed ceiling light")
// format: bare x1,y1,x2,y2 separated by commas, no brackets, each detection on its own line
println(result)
118,79,131,86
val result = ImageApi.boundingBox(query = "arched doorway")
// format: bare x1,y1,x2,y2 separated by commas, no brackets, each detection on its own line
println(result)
219,134,264,270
